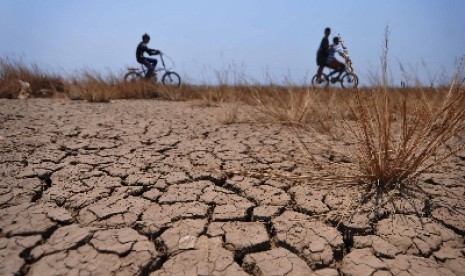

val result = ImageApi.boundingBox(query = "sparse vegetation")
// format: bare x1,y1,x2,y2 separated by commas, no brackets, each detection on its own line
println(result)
67,71,158,102
0,57,159,102
321,30,465,225
0,56,65,98
341,78,465,221
1,48,464,226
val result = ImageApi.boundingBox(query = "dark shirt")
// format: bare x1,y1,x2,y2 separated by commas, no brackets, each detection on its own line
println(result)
136,42,155,63
318,36,330,57
316,36,330,66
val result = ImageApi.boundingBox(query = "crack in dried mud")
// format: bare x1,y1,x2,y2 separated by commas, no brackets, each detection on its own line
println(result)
1,99,464,275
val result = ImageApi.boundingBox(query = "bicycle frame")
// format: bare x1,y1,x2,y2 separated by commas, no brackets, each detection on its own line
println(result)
125,52,181,86
128,53,173,76
326,68,345,78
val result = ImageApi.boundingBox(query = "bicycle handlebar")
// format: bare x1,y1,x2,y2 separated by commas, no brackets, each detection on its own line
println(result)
139,50,174,71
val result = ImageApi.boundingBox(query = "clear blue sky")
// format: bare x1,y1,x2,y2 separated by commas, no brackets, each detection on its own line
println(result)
1,0,464,86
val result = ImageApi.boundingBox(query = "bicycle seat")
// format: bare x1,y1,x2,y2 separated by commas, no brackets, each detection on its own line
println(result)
127,67,139,71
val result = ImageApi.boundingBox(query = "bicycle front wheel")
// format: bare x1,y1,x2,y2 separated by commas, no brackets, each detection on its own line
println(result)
124,71,139,82
162,71,181,86
341,73,359,89
311,74,329,88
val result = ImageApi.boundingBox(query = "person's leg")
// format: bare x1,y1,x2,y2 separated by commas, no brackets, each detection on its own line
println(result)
335,61,345,79
145,58,158,78
140,58,157,78
328,60,345,80
316,65,324,79
146,57,157,68
316,54,325,80
326,59,336,70
140,58,153,78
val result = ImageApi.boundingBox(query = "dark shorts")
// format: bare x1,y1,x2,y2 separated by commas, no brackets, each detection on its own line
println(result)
138,57,157,70
326,59,345,71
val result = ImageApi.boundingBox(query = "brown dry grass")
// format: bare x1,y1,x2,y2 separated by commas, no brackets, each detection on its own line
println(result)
67,71,159,102
347,86,464,185
0,57,65,98
0,57,162,102
320,31,464,223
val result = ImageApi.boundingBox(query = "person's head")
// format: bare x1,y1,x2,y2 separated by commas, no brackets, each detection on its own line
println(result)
324,27,331,36
142,33,150,43
333,36,340,44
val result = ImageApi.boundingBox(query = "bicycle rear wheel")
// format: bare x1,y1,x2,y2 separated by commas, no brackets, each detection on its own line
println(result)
341,73,359,89
311,74,329,88
162,71,181,86
124,71,139,82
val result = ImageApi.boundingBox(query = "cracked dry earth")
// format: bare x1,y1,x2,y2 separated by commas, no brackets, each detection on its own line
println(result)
1,98,464,276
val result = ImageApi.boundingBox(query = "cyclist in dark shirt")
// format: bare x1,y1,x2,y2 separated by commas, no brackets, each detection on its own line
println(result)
315,27,331,81
136,33,160,78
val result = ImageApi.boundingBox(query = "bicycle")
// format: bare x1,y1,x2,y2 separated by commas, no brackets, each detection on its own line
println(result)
124,52,181,86
311,34,358,89
311,67,358,89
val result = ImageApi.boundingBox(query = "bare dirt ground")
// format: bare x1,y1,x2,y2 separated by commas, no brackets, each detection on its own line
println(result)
1,98,464,275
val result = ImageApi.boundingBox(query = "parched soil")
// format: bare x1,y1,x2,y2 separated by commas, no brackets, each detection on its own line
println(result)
1,98,464,275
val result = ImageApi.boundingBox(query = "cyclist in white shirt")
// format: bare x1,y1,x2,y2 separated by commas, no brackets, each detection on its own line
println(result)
326,36,346,81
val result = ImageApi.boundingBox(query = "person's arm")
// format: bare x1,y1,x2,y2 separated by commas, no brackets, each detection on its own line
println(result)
336,45,348,60
140,43,159,56
148,48,160,55
338,47,351,64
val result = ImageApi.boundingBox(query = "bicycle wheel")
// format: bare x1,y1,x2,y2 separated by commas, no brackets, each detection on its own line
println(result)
341,72,359,89
311,74,329,88
162,71,181,86
124,71,139,82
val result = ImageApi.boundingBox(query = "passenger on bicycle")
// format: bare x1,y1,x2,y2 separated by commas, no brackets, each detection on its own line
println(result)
316,27,331,81
325,36,346,82
136,33,160,79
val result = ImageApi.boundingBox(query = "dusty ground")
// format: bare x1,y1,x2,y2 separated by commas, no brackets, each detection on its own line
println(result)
1,98,464,276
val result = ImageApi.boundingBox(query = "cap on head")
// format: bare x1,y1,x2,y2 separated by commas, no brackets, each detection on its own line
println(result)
333,36,340,43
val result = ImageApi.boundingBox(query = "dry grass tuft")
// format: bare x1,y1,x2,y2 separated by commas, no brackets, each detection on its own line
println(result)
333,44,465,223
0,56,160,102
347,86,464,187
219,102,241,125
68,71,158,102
0,57,65,98
253,86,316,125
